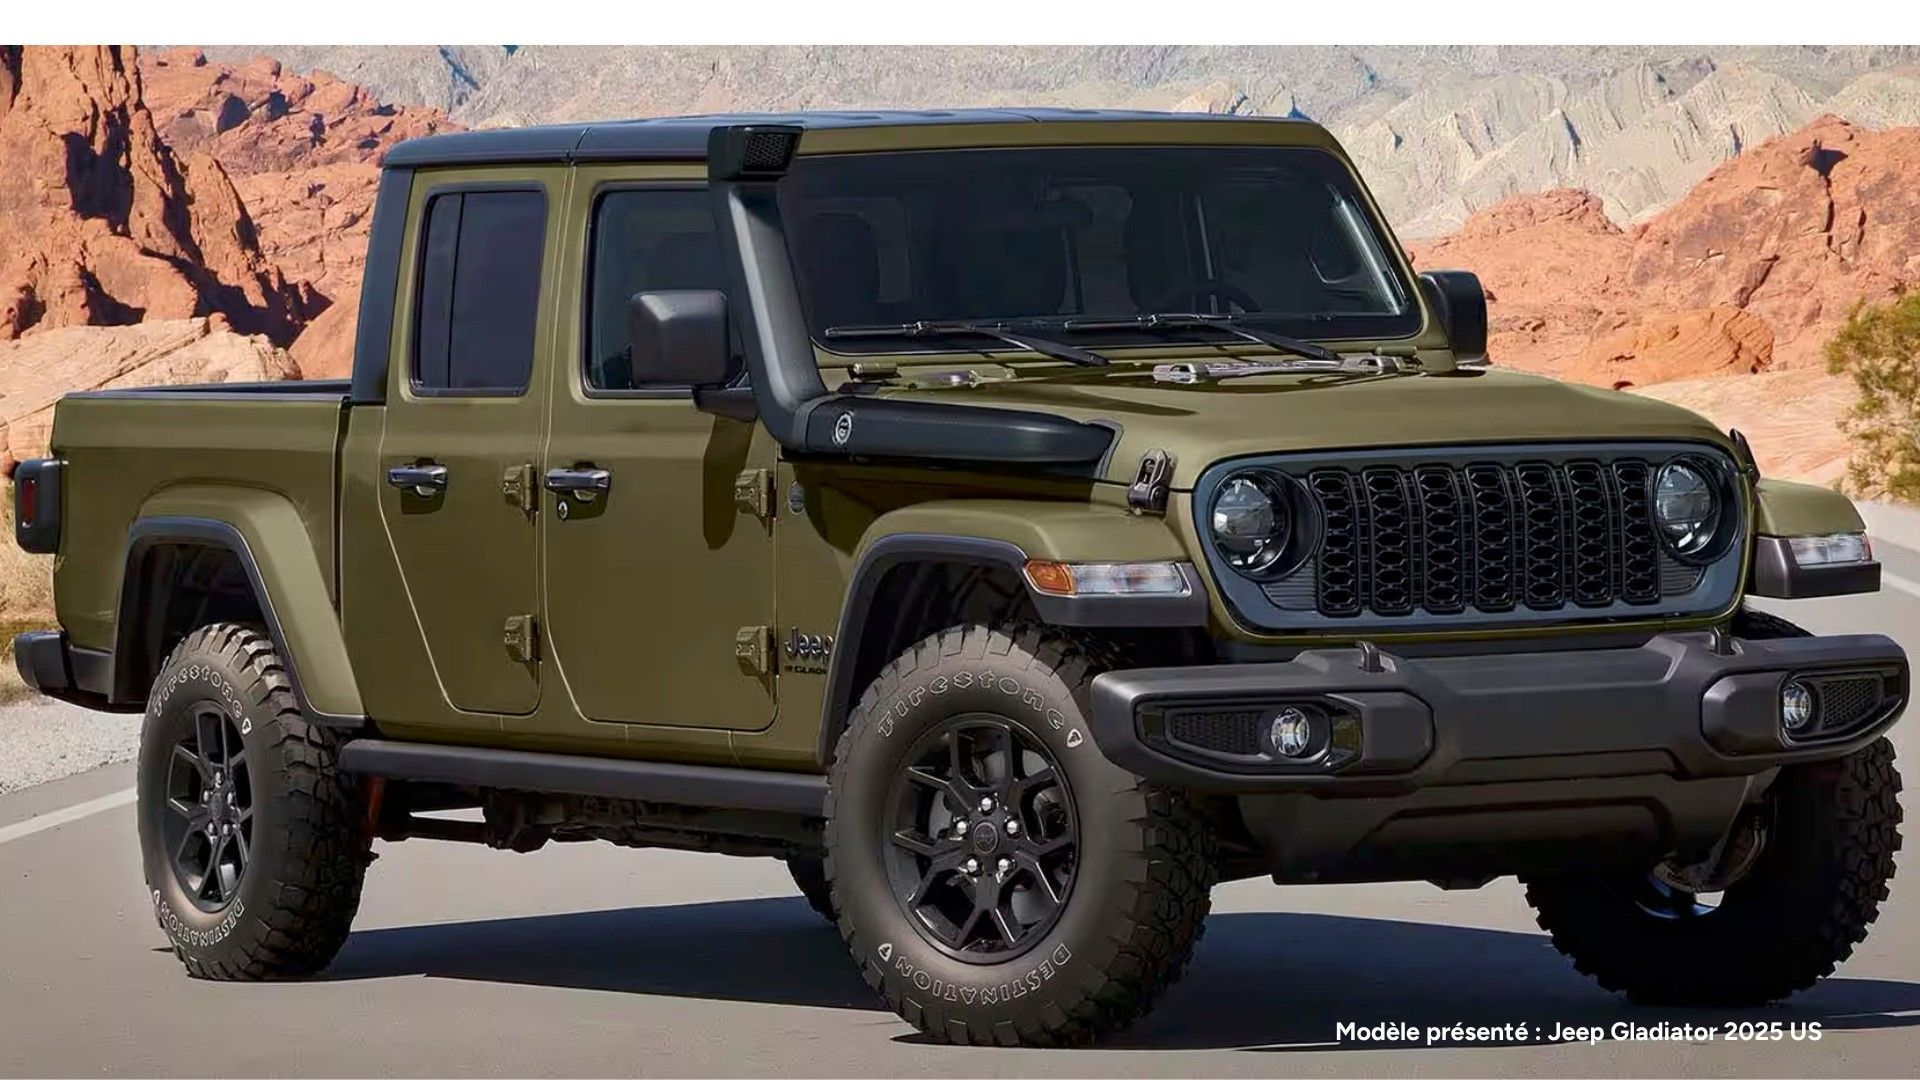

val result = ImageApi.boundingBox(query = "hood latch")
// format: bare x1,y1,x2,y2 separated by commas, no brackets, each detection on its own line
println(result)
1127,449,1175,516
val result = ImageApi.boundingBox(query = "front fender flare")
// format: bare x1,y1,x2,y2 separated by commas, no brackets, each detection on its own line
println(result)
816,502,1206,764
114,489,363,727
1753,479,1866,537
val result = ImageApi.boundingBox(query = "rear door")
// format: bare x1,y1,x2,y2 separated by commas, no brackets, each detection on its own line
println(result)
354,169,563,720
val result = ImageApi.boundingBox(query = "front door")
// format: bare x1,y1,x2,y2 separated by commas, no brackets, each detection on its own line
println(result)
369,173,559,717
540,179,777,731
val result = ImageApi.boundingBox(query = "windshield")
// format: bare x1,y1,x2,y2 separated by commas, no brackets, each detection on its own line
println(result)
778,145,1419,352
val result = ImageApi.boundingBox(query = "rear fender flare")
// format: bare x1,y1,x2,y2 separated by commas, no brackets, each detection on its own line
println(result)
114,490,364,727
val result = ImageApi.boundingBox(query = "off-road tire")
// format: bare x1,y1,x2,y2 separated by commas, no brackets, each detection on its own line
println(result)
824,624,1216,1046
137,623,370,979
786,855,836,923
1524,736,1901,1005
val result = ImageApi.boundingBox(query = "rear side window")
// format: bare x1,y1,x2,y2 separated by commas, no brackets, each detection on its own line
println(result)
585,188,728,391
412,188,547,394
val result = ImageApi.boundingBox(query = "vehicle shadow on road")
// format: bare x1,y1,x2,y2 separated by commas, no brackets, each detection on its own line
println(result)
325,896,882,1010
322,899,1920,1052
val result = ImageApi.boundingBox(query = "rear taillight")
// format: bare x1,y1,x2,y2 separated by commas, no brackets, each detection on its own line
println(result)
12,458,62,554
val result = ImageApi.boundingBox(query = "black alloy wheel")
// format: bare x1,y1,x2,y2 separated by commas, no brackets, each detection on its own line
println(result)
883,713,1077,961
158,702,254,911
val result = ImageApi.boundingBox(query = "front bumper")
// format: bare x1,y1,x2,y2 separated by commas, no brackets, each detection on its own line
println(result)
1089,631,1906,883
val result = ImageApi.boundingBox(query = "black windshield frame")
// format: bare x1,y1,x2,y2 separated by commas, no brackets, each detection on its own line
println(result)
777,145,1422,356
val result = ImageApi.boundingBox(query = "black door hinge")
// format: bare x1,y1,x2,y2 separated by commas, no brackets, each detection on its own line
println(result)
734,468,775,524
502,463,537,516
503,614,540,663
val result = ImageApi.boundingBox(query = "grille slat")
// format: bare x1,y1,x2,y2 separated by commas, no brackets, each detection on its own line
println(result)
1464,464,1517,612
1362,467,1416,616
1309,470,1364,618
1306,456,1674,620
1611,460,1661,604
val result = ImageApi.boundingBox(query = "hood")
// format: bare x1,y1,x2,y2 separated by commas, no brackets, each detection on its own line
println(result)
872,364,1736,488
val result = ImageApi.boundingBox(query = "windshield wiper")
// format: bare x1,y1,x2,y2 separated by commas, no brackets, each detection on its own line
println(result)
1061,313,1344,365
823,320,1110,367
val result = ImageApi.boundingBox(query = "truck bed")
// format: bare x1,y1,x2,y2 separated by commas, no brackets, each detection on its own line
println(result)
48,384,351,653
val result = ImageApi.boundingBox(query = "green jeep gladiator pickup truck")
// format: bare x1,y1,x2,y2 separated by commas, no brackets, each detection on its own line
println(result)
11,110,1907,1046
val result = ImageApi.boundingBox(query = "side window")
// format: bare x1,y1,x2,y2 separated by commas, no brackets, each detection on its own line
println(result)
412,188,547,394
586,188,727,392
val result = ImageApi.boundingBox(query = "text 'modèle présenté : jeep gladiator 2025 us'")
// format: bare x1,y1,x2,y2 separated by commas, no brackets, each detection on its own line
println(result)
10,110,1907,1046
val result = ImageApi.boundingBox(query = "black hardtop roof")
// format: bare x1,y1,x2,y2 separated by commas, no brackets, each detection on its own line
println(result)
383,108,1316,169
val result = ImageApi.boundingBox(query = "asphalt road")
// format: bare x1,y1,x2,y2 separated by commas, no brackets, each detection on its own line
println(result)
4,549,1919,1077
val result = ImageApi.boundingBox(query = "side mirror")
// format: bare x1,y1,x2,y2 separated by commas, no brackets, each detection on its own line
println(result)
1418,270,1488,365
628,290,735,387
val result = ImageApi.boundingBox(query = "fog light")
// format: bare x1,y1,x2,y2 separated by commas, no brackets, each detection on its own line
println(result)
1781,680,1816,735
1269,707,1317,758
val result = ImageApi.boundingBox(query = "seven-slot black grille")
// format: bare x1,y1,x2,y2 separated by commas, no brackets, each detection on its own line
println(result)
1303,456,1670,620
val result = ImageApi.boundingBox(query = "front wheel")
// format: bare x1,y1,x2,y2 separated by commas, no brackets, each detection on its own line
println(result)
786,855,836,923
1524,737,1901,1005
825,625,1215,1046
137,623,370,979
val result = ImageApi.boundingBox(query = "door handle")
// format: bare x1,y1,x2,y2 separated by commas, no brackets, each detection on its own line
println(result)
544,466,611,503
387,463,448,498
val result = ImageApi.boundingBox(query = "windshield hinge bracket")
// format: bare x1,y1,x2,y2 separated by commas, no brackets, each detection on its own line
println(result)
1127,449,1175,516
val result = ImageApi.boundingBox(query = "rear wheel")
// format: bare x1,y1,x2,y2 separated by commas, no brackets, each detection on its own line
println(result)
825,625,1215,1046
137,623,370,979
1525,737,1901,1005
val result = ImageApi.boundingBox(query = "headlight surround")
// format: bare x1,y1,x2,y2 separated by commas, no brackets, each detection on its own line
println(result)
1208,471,1292,576
1654,457,1729,563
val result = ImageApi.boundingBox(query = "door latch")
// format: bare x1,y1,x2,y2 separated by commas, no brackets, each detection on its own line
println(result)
503,614,540,663
734,625,775,677
501,463,536,516
733,468,775,524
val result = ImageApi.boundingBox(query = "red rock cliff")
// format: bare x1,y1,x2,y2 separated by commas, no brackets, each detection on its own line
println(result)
139,48,456,311
0,46,312,344
1407,117,1920,388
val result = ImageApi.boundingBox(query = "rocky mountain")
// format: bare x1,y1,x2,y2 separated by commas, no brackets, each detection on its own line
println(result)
0,45,447,476
203,45,1920,234
0,46,313,344
1408,116,1920,384
138,48,455,315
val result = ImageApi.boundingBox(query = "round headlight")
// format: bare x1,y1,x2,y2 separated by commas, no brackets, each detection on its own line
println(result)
1654,459,1723,560
1210,473,1289,574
